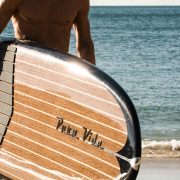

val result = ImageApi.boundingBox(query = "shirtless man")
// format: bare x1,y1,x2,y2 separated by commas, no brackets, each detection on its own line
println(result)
0,0,95,64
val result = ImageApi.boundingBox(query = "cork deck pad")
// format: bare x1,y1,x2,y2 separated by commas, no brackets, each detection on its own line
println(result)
0,39,141,180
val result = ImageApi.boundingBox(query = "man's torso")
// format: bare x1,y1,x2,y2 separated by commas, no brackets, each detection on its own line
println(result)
12,0,81,52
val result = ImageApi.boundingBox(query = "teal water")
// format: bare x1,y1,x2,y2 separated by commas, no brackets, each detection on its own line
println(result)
84,6,180,142
1,7,180,144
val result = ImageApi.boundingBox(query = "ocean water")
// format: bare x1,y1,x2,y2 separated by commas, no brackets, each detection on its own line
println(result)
1,6,180,155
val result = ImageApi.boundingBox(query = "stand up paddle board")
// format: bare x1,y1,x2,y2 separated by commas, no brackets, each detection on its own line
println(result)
0,39,141,180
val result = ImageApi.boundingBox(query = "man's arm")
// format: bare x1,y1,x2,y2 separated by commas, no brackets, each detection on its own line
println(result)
0,0,23,33
73,0,95,64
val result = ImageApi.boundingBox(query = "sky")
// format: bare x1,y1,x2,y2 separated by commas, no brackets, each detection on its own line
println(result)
90,0,180,6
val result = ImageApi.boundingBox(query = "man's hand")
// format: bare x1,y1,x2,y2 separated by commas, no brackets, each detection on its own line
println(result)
73,0,95,65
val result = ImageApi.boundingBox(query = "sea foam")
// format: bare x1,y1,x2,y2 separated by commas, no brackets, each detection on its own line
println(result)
143,139,180,150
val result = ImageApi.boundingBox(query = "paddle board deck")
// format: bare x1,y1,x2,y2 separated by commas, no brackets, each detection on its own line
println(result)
0,39,141,180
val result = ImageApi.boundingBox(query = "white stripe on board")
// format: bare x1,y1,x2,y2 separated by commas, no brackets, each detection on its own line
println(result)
15,69,118,107
14,111,125,147
16,59,105,90
0,168,23,180
14,80,124,123
15,79,118,107
0,151,82,180
4,139,92,180
0,161,55,180
8,130,115,179
10,119,120,170
14,100,127,135
14,86,125,122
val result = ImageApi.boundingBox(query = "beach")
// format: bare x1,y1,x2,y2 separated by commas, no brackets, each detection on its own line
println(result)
138,141,180,179
138,158,180,180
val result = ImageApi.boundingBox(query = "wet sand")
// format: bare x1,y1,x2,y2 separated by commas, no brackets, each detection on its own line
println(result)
137,158,180,180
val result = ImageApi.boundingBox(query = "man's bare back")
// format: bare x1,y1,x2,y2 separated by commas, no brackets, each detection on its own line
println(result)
0,0,95,64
